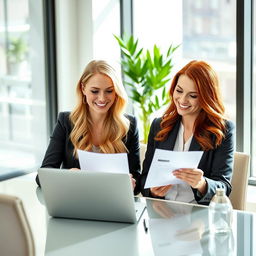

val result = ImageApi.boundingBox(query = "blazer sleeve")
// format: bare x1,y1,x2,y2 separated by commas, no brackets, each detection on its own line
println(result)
125,115,141,195
195,120,235,205
139,118,160,197
36,112,68,186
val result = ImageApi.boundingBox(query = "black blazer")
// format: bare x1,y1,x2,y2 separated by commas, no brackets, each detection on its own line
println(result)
36,112,141,193
139,117,235,205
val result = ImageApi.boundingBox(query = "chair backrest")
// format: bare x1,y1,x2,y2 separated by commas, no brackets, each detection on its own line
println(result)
229,152,250,211
0,194,35,256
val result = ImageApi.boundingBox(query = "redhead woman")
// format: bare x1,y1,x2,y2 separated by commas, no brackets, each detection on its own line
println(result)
36,60,140,193
139,60,235,204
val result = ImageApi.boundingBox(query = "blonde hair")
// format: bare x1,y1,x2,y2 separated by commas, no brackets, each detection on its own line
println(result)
70,60,129,156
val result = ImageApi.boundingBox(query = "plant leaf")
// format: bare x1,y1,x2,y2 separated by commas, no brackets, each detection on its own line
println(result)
162,87,166,100
114,34,126,48
135,48,143,59
130,38,138,55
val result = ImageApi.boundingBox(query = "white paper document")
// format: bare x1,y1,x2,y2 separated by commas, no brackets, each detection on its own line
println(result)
77,149,129,174
144,149,203,188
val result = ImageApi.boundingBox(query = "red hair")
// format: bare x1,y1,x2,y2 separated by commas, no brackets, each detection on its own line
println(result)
155,60,226,150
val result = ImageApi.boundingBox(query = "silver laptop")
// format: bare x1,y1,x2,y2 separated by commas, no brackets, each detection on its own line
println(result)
38,168,145,224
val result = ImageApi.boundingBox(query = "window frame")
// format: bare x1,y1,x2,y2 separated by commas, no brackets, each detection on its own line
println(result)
237,0,255,184
43,0,58,136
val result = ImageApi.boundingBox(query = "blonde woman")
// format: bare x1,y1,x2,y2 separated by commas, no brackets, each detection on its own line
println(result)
36,60,140,193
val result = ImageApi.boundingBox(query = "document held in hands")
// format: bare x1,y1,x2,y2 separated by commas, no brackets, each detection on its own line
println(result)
144,149,203,189
77,149,129,174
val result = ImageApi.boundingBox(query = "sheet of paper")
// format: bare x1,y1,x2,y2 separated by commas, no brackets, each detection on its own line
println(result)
77,149,129,174
144,149,203,188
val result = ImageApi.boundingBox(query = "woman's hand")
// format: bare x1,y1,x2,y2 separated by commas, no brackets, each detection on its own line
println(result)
173,168,207,195
70,168,80,171
150,185,173,197
129,174,136,190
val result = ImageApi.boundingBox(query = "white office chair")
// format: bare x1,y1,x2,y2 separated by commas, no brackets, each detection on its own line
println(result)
229,152,250,211
0,194,35,256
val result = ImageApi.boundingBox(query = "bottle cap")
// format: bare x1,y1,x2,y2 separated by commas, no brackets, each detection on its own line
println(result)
216,188,225,196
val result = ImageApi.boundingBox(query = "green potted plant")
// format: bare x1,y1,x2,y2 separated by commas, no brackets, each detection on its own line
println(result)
115,35,179,143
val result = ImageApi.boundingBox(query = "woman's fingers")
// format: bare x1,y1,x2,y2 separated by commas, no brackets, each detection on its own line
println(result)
129,174,136,190
173,168,207,193
173,168,204,188
70,168,80,171
150,184,172,197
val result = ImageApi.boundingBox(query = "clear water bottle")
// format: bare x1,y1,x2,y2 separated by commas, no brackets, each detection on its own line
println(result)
208,188,233,234
208,230,235,256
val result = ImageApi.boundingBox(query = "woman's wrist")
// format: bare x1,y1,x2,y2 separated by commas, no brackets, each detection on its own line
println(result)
197,178,207,195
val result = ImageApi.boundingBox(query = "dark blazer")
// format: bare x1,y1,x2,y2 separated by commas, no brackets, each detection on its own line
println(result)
139,117,235,205
36,112,141,193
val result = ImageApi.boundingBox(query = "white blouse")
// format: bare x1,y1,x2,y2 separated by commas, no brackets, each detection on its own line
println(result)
92,145,101,153
165,123,197,204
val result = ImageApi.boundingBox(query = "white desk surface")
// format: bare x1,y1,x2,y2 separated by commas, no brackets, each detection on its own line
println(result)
0,173,255,256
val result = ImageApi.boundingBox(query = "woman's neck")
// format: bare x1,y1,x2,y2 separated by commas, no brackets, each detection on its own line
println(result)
90,113,107,127
181,116,196,144
90,114,107,146
181,117,195,132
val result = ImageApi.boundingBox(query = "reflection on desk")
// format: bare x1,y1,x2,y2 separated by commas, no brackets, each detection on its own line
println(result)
146,199,255,256
45,218,139,256
207,231,234,256
147,200,205,255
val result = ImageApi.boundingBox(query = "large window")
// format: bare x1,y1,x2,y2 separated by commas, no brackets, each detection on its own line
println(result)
133,0,236,122
92,0,121,64
0,0,47,175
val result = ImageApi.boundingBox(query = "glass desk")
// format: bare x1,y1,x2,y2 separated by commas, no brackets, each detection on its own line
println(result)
0,173,255,256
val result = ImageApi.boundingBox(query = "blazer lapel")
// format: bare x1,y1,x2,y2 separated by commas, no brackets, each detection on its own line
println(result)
159,120,181,150
157,118,202,151
189,136,202,151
